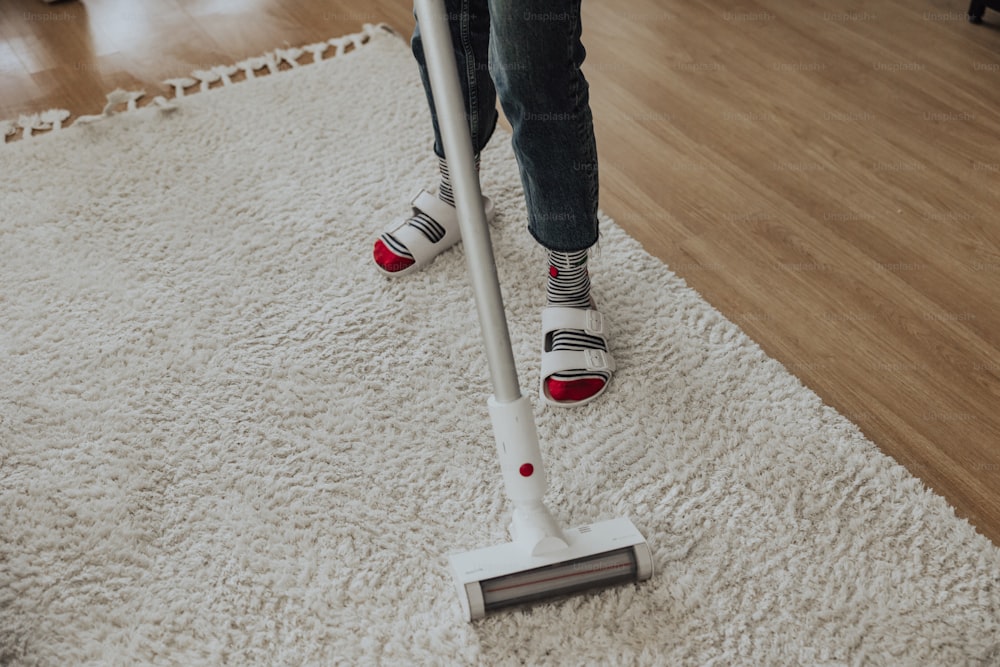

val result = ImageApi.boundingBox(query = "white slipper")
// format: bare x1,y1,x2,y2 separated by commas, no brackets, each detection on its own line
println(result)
539,306,616,408
375,189,495,277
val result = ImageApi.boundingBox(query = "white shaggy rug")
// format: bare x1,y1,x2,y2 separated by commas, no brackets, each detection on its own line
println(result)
2,24,999,666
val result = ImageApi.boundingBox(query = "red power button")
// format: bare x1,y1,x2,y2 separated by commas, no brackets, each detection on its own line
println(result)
519,463,534,477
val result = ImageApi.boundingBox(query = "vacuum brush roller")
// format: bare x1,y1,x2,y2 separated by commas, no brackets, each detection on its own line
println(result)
480,545,647,612
450,518,654,621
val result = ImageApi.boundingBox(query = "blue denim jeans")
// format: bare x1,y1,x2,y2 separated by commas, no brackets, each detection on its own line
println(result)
411,0,599,253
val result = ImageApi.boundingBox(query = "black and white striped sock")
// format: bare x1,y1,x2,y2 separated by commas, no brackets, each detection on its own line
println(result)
545,248,611,402
374,156,478,270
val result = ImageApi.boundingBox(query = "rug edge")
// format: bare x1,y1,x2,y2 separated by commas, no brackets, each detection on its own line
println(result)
0,23,397,146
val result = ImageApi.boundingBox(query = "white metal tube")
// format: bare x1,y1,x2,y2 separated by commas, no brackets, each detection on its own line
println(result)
413,0,521,403
487,396,567,554
487,395,546,503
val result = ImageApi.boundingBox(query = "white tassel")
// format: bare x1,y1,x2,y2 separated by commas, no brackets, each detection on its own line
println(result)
328,37,347,58
275,47,304,68
348,33,368,51
100,89,142,113
362,23,392,38
39,109,71,131
124,91,143,112
303,42,329,63
261,52,279,75
164,77,197,98
211,64,238,86
1,26,388,144
237,55,269,79
75,89,143,125
17,114,41,138
190,69,221,92
151,96,178,112
103,89,134,113
15,110,69,138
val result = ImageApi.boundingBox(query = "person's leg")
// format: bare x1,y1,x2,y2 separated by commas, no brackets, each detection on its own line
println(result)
488,0,610,405
413,0,498,162
487,1,599,252
373,0,498,274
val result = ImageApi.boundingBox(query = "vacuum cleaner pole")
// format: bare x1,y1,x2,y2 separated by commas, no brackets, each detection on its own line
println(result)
414,0,653,621
413,0,520,404
415,0,567,556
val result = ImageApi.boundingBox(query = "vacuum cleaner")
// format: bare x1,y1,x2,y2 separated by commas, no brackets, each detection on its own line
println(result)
412,0,654,621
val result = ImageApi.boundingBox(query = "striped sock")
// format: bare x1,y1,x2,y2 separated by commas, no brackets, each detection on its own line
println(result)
373,156,477,273
545,248,611,403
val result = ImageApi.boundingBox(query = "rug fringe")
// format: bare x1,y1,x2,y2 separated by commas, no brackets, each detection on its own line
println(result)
14,109,70,139
160,22,391,99
74,89,144,125
1,23,392,145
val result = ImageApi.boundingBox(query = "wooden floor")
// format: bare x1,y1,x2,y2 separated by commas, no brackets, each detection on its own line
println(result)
3,0,999,545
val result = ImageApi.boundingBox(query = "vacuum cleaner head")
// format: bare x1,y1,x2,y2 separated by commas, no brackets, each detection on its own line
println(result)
449,517,653,621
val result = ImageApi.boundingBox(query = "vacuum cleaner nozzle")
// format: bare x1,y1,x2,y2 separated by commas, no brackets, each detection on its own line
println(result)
449,517,653,620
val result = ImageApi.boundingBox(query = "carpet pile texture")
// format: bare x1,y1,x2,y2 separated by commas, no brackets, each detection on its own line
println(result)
1,25,998,666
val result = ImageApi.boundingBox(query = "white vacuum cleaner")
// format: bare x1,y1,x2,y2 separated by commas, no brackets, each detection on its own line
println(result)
412,0,654,621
